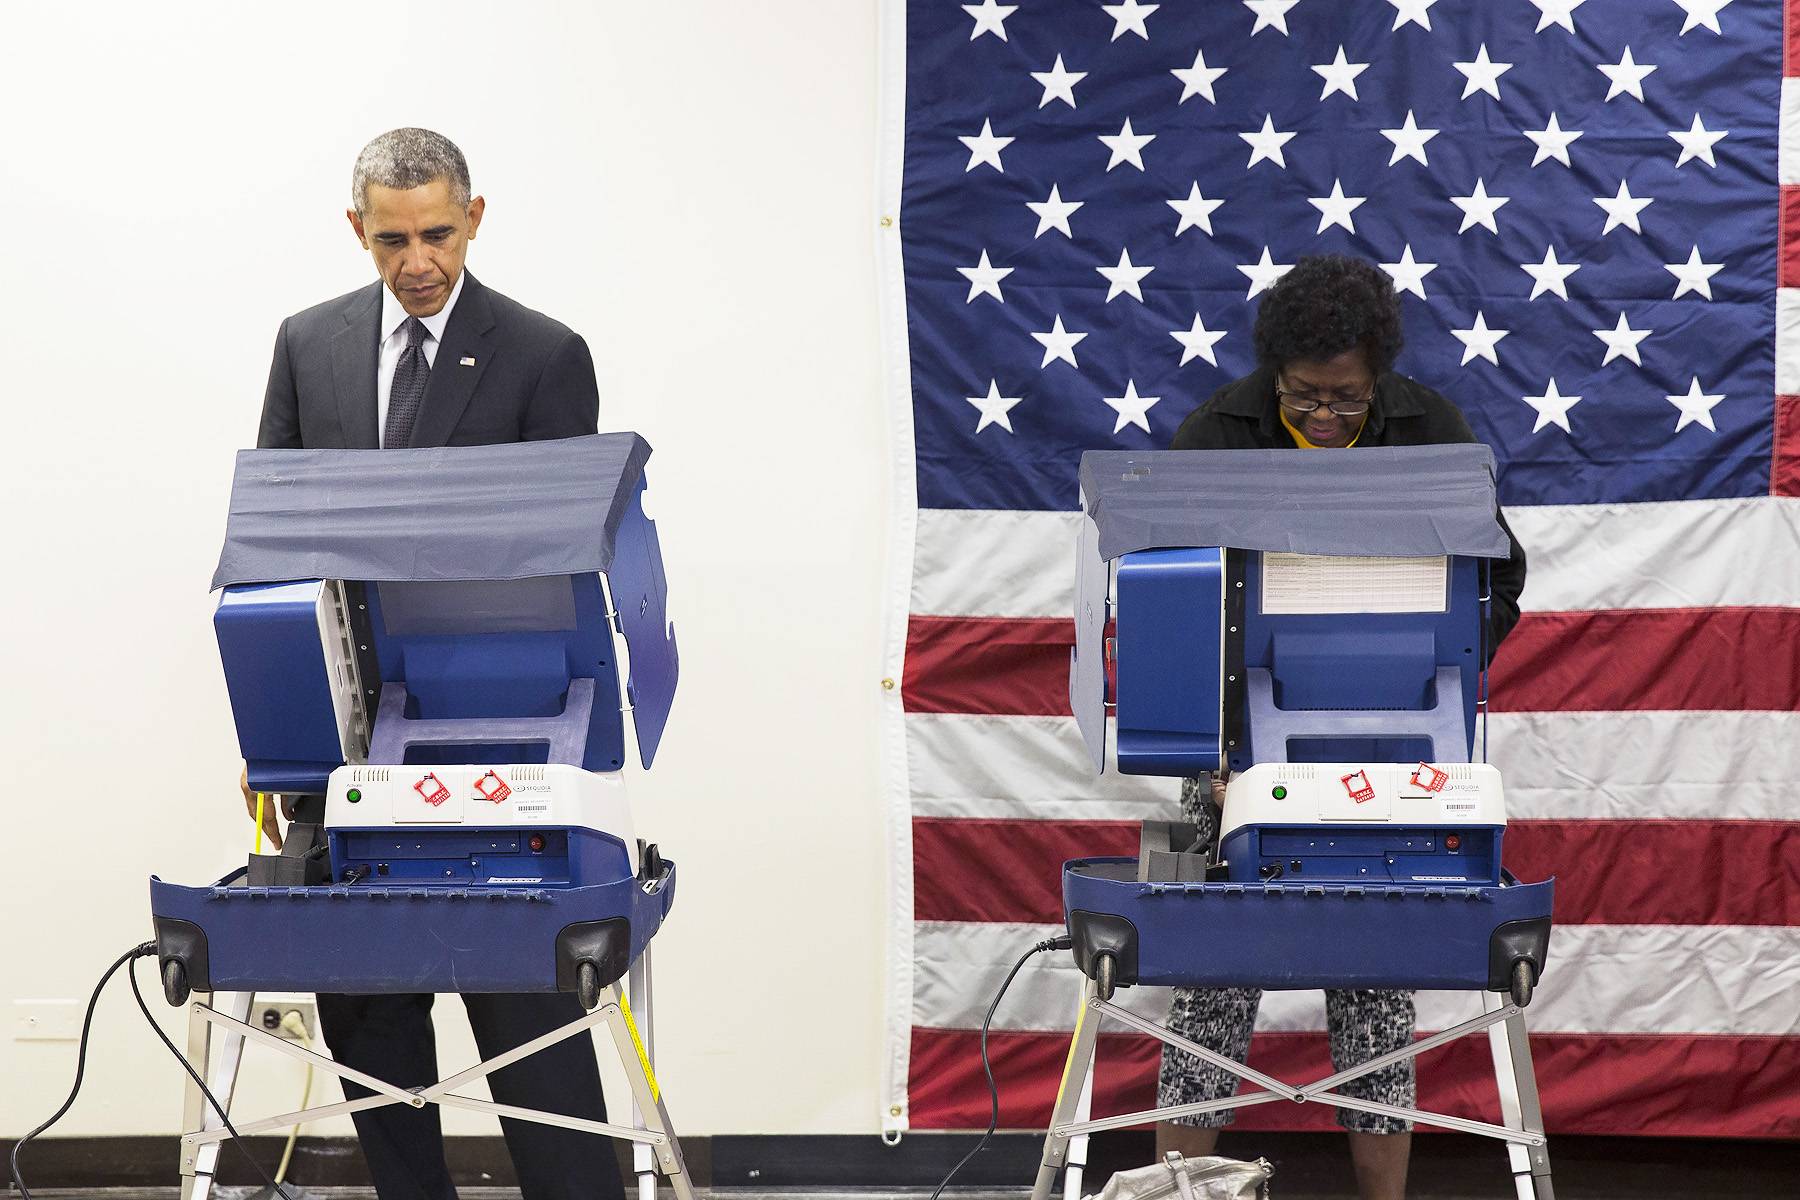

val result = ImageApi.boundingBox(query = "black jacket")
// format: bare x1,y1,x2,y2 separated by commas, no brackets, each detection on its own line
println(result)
1169,364,1527,655
257,271,599,450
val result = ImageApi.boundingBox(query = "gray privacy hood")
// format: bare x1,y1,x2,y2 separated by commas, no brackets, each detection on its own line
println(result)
1077,444,1510,562
211,434,652,588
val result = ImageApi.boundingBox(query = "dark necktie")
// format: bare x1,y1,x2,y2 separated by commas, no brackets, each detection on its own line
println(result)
384,316,430,448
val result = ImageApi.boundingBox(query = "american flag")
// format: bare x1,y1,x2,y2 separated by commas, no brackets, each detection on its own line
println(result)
876,0,1800,1141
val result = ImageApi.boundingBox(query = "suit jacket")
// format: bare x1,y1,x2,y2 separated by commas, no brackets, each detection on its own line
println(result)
257,271,599,449
1169,364,1528,658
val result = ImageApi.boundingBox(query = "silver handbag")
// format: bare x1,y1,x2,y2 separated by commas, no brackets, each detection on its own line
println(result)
1091,1151,1273,1200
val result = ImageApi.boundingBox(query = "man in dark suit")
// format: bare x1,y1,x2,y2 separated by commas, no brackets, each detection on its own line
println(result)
245,127,623,1200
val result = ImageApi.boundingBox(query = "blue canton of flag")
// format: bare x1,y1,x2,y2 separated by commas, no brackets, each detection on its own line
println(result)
900,0,1781,510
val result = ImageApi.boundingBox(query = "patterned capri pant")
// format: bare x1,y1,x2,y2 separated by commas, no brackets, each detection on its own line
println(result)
1155,779,1416,1134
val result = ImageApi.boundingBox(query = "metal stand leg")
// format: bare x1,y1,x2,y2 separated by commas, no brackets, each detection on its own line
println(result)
179,991,254,1200
599,976,696,1200
1485,993,1555,1200
631,948,658,1200
172,971,695,1200
1032,978,1102,1200
1063,1037,1095,1200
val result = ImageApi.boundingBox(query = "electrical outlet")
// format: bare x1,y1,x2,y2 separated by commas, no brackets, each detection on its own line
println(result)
254,995,317,1041
13,1000,81,1041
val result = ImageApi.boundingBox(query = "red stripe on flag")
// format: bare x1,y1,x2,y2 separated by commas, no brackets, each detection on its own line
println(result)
1776,396,1800,496
1781,189,1800,288
908,1028,1800,1138
905,616,1072,716
1788,0,1800,76
913,818,1800,927
902,610,1800,717
1488,608,1800,712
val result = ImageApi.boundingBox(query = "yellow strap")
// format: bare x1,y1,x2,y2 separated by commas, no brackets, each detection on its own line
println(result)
255,791,266,855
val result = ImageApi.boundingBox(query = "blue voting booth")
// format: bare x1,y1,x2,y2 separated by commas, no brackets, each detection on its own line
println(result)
149,435,694,1200
1034,446,1558,1200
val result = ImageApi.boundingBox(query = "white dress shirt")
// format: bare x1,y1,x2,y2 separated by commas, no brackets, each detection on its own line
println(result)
377,271,465,447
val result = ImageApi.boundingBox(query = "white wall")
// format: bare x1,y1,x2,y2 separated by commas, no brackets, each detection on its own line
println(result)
0,0,890,1143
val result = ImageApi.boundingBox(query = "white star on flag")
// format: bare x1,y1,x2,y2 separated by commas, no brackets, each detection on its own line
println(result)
1240,114,1296,168
1103,0,1158,41
966,380,1024,433
958,250,1013,303
1097,248,1155,302
1381,110,1439,165
1665,245,1723,299
962,0,1017,41
1453,45,1513,100
1031,55,1087,109
1527,0,1589,33
1387,0,1436,31
1523,114,1583,167
959,119,1013,172
1031,315,1089,368
1237,247,1292,298
1667,377,1725,431
1670,115,1728,167
1171,314,1229,366
1599,46,1657,102
1593,312,1652,366
1673,0,1733,35
1244,0,1299,36
1102,380,1161,434
1168,183,1224,236
1027,185,1084,238
1521,246,1581,300
1309,179,1366,234
1450,178,1509,234
1523,378,1582,433
1594,180,1653,235
1172,47,1228,104
1380,245,1437,299
1100,118,1156,171
1312,46,1369,101
1451,312,1509,365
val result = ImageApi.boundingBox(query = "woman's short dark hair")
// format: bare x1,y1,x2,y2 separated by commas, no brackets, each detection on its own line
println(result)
1251,254,1404,376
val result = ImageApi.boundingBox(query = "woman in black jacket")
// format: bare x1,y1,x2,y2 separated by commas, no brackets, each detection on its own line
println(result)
1156,255,1526,1200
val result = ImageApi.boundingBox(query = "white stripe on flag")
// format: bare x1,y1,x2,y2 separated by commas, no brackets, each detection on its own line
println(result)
908,710,1800,822
1781,77,1800,186
911,499,1800,619
912,921,1800,1038
910,713,1178,821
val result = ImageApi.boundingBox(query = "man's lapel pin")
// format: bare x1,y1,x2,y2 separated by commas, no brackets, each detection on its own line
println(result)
460,356,477,367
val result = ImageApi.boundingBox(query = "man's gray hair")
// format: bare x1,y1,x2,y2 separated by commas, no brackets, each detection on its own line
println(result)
351,128,471,215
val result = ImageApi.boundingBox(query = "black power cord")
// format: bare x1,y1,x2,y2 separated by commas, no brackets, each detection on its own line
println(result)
8,941,296,1200
930,934,1074,1200
125,956,297,1200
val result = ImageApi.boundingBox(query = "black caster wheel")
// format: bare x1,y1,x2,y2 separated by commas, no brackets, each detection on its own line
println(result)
577,960,601,1011
162,959,190,1007
1094,952,1116,1003
1509,959,1535,1008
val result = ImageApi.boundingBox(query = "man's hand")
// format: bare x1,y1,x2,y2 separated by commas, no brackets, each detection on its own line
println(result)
240,765,283,851
1211,768,1230,809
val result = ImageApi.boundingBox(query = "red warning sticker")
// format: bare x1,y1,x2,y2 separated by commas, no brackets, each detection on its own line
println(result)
1340,769,1376,803
414,773,451,807
1410,762,1450,793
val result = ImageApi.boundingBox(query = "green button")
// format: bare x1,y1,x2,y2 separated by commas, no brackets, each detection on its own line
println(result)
347,788,362,803
1272,786,1288,800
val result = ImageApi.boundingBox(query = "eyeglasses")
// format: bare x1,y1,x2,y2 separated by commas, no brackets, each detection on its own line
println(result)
1275,377,1374,417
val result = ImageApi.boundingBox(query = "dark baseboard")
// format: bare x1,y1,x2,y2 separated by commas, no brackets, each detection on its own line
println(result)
5,1132,1796,1195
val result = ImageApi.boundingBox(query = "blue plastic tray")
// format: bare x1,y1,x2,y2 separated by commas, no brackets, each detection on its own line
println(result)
149,860,674,994
1064,857,1551,992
